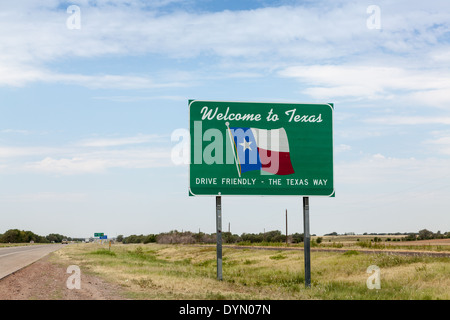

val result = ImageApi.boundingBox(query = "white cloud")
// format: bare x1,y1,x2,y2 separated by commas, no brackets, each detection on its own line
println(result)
0,192,88,202
78,134,162,147
92,95,186,102
335,144,352,153
425,134,450,155
409,89,450,109
332,153,450,234
25,148,172,174
366,116,450,125
279,65,450,105
336,153,450,190
0,129,30,134
0,133,173,174
26,157,109,174
0,146,63,158
0,63,47,87
49,73,184,89
0,64,184,89
1,1,449,88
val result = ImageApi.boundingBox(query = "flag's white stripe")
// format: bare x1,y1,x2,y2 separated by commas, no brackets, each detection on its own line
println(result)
250,128,290,152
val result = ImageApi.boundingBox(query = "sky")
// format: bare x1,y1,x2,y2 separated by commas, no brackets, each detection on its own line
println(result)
0,0,449,238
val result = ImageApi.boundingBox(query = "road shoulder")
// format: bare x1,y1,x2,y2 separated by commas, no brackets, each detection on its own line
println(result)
0,253,127,300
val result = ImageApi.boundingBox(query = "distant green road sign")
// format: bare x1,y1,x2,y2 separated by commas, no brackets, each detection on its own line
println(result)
189,100,334,196
94,233,104,237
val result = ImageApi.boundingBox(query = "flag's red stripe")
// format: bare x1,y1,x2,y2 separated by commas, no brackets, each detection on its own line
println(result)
257,148,295,175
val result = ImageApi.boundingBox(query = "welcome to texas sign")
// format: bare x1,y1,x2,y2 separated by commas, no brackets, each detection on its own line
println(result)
189,100,334,197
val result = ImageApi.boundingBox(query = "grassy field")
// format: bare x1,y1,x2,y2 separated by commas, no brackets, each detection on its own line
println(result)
54,242,449,300
316,235,450,252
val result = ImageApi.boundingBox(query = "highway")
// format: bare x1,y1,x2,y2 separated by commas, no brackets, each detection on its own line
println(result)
0,244,64,280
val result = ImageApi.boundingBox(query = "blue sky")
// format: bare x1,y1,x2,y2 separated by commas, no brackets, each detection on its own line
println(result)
0,0,449,238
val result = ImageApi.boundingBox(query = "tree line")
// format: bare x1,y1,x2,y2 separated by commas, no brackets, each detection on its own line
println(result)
119,230,305,245
325,229,450,241
405,229,450,241
119,229,449,245
2,228,448,245
0,229,81,243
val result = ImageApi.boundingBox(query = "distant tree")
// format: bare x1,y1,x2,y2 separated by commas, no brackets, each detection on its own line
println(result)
193,232,205,243
291,233,304,243
0,229,47,243
0,229,21,242
143,234,156,244
265,230,284,242
4,229,18,242
116,235,124,242
223,232,240,244
241,232,264,243
46,233,65,243
418,229,434,240
123,234,145,244
404,233,417,241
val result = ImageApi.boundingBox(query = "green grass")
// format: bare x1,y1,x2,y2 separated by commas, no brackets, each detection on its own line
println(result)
57,243,450,300
343,250,360,256
89,248,117,256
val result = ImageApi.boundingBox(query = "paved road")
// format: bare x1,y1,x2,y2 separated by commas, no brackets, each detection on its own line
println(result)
0,244,64,280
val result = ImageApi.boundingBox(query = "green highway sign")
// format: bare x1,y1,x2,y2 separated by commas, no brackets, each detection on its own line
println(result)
189,100,334,196
94,233,104,237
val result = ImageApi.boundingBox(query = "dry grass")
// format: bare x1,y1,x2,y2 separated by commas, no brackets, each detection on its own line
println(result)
56,243,449,300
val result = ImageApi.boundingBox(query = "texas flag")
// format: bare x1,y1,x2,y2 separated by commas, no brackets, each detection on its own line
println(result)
229,126,295,176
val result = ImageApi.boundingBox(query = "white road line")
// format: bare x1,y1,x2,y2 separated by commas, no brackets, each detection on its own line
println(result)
0,251,21,258
0,245,53,258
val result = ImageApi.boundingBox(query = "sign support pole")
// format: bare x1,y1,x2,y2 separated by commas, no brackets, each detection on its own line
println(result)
286,209,288,246
303,197,311,288
216,195,223,281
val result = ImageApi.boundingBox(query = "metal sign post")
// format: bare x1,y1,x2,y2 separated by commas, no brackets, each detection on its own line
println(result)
216,196,223,281
303,197,311,288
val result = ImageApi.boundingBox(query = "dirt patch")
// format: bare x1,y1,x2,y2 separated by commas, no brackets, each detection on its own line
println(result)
0,254,127,300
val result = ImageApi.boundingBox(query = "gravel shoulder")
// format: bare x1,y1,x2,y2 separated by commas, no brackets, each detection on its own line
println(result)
0,253,127,300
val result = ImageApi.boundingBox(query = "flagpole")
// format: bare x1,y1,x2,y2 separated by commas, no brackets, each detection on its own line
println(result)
303,197,311,288
225,122,241,177
216,195,222,281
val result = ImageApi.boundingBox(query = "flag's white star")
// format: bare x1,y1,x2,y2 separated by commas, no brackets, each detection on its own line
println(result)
239,139,252,151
